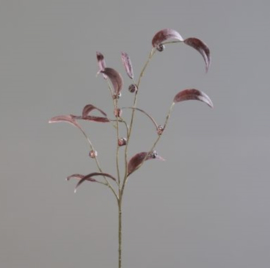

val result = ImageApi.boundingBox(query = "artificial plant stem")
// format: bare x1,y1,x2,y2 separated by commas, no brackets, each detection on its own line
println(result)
76,122,118,199
123,48,156,182
118,196,122,268
122,103,175,192
115,99,121,185
128,48,156,139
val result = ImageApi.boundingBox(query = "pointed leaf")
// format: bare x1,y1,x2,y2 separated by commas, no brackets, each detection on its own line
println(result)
173,89,213,108
67,174,96,182
71,115,110,123
121,52,134,79
82,104,107,118
96,51,107,78
74,172,116,192
48,115,82,129
184,38,210,72
100,68,123,94
152,29,184,48
128,151,165,176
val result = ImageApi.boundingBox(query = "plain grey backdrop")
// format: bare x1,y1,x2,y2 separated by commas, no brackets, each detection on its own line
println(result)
1,0,270,267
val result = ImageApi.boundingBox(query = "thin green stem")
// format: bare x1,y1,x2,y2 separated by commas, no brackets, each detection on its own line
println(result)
76,123,119,200
118,197,122,268
121,103,175,194
123,48,156,184
115,99,121,186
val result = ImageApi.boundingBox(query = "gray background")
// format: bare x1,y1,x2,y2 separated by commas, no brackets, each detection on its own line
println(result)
1,0,270,267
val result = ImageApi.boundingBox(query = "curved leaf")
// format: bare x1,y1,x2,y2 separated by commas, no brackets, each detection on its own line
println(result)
67,174,96,182
128,151,165,176
71,115,110,123
48,115,82,129
173,89,213,108
82,104,107,118
100,68,123,94
96,51,107,78
184,38,210,72
122,107,158,130
74,172,116,192
152,29,184,48
121,52,134,79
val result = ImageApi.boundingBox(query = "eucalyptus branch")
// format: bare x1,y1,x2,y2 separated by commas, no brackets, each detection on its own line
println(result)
50,28,213,268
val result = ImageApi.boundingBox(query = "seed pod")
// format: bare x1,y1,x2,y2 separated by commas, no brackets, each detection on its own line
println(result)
114,108,122,118
89,150,98,158
157,125,164,135
118,137,127,146
156,44,165,52
128,84,138,93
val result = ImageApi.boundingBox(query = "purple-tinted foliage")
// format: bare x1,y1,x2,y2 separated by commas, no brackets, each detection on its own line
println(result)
96,51,107,78
82,104,107,118
100,68,123,95
152,29,184,48
184,38,210,72
173,89,213,108
67,174,97,182
48,115,82,129
128,151,165,176
74,172,117,192
71,115,110,123
121,52,134,79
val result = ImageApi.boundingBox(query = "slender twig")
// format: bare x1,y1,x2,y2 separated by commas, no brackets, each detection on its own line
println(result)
121,103,175,194
115,99,121,186
123,48,156,184
118,197,122,268
122,107,159,130
74,122,119,199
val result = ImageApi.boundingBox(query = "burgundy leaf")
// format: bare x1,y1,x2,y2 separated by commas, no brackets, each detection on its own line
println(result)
74,172,117,192
82,104,107,118
184,38,210,72
48,115,82,129
152,29,184,48
173,89,213,108
121,52,134,79
71,115,110,123
122,107,158,130
96,51,107,78
67,174,96,182
100,67,123,94
128,151,165,176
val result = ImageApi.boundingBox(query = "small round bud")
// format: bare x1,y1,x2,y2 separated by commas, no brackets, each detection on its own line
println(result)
128,84,138,93
151,150,158,159
118,137,127,146
113,92,122,99
89,150,98,158
156,44,165,52
157,125,164,135
114,108,122,117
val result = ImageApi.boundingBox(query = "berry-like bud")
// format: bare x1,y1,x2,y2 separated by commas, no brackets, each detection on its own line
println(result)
118,137,127,146
157,44,165,52
113,92,122,99
157,125,164,135
128,84,138,93
89,150,98,158
151,150,158,159
114,108,122,117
